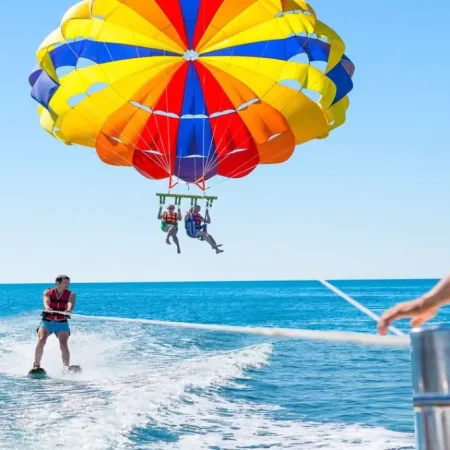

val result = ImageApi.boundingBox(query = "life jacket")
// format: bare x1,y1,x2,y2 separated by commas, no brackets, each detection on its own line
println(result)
163,211,178,224
43,288,71,321
185,213,206,239
191,213,203,229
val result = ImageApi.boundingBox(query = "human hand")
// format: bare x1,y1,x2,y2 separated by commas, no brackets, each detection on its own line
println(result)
377,298,439,335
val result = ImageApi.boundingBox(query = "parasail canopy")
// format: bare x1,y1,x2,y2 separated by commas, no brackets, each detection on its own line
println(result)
29,0,355,189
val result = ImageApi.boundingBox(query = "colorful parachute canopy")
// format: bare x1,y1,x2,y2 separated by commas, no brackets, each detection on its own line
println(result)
29,0,355,187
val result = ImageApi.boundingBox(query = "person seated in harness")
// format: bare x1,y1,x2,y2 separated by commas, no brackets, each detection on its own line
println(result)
184,205,223,254
158,204,182,254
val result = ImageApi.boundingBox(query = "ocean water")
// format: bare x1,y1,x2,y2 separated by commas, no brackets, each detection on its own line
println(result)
0,279,445,450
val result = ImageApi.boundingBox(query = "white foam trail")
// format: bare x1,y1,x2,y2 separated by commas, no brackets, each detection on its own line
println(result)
0,315,414,450
0,315,271,449
165,424,414,450
16,344,272,449
159,400,415,450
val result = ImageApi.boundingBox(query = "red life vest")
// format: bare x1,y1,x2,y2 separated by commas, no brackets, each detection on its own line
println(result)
45,288,71,321
163,211,178,224
192,213,203,228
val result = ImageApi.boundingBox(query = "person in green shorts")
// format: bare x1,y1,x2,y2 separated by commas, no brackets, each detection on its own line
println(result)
158,204,182,254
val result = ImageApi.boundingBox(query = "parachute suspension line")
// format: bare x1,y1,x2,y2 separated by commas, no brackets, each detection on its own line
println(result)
48,39,172,180
202,26,244,182
196,177,206,191
200,51,222,179
199,93,277,189
99,37,172,175
201,57,206,190
205,78,314,186
52,311,410,348
168,176,178,190
54,79,165,182
103,80,167,176
52,33,206,192
55,19,173,178
202,87,309,188
318,280,405,336
201,36,333,190
202,16,284,182
48,24,284,192
204,78,323,186
118,10,173,175
208,76,314,184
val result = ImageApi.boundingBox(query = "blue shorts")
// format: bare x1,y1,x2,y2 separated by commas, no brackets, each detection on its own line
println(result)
37,320,70,336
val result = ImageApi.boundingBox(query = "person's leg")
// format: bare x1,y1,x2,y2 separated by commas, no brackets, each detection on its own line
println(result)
166,225,178,245
54,321,71,367
170,228,181,254
197,231,223,253
162,223,172,244
34,325,50,367
57,331,70,367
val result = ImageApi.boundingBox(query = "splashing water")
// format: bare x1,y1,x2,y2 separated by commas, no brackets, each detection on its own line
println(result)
0,312,414,450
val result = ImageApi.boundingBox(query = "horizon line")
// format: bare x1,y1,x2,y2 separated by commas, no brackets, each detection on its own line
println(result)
0,277,440,286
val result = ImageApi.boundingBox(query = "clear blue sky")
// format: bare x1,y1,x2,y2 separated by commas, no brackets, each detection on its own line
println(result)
0,1,448,283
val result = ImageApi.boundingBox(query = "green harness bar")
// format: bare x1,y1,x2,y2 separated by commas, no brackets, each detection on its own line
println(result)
156,193,218,208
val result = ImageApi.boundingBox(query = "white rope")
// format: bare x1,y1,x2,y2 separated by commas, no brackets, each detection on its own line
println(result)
44,311,410,347
318,280,405,336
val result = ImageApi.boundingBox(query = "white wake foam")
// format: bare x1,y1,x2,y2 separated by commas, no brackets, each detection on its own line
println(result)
0,314,415,450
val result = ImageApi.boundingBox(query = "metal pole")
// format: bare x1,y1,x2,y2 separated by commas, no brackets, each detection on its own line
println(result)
411,325,450,449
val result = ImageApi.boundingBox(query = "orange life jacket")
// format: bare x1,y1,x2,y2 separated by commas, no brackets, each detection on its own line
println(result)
163,211,178,224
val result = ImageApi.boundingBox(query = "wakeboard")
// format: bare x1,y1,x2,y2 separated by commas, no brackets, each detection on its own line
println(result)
67,365,82,374
28,365,82,378
27,367,48,379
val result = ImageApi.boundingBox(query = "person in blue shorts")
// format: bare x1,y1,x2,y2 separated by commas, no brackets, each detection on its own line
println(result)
184,205,224,254
33,275,76,370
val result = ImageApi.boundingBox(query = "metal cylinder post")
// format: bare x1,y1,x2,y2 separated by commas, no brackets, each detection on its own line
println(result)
411,325,450,450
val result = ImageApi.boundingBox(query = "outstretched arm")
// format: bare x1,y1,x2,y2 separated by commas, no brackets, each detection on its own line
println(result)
157,206,163,220
378,273,450,335
177,207,182,221
424,274,450,305
204,209,211,224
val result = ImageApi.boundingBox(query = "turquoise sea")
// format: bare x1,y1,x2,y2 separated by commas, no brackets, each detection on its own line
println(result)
0,279,445,449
